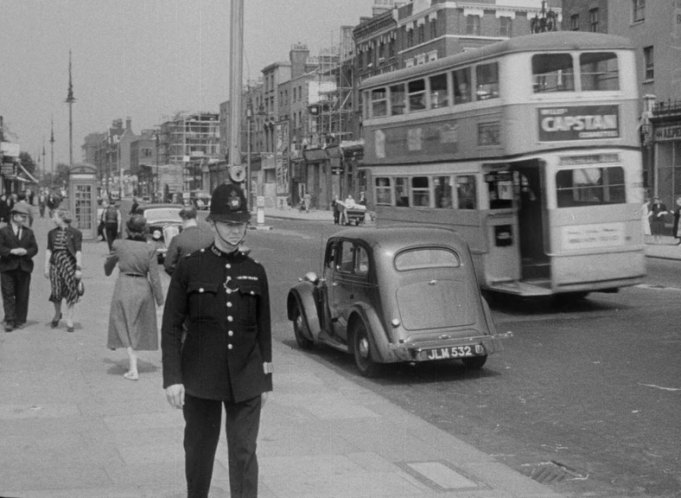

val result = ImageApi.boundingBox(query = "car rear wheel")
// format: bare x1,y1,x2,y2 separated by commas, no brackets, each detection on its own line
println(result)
351,320,381,377
291,300,313,350
462,355,487,370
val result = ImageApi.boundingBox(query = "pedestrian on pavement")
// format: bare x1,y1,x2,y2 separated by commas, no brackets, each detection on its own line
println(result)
44,209,83,332
162,183,272,498
672,196,681,245
648,196,668,244
16,193,34,227
163,205,214,276
102,200,122,252
38,190,47,218
0,203,39,332
46,192,60,218
331,195,341,224
129,196,139,215
0,194,10,226
105,214,164,381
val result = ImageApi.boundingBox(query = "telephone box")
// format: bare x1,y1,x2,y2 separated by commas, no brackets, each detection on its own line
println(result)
68,163,98,239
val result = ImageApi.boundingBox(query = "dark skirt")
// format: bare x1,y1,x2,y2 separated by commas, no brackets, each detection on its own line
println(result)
49,250,79,305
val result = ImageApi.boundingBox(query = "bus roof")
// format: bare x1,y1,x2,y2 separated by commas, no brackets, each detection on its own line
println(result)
360,31,634,90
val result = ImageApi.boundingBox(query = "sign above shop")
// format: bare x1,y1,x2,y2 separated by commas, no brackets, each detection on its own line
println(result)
654,125,681,142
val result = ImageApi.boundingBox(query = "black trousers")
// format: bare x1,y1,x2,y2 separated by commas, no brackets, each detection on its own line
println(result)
1,269,31,325
104,223,118,251
183,393,262,498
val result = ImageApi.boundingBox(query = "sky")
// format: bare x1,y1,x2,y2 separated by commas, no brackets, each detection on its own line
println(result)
0,0,374,170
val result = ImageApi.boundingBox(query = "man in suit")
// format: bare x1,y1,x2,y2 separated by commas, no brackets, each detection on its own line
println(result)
0,203,39,332
163,205,214,276
162,184,272,498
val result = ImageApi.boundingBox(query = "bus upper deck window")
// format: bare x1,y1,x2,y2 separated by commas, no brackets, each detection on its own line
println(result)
371,88,388,117
390,84,406,115
532,54,574,93
476,63,499,100
580,52,619,91
408,79,426,112
429,73,449,108
453,68,472,104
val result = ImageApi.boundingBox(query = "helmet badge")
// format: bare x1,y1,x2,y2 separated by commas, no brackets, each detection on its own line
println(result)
227,190,242,211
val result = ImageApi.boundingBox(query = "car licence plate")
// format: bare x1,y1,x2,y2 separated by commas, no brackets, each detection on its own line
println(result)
422,345,481,361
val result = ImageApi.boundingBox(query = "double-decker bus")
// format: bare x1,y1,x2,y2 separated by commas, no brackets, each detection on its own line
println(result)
360,31,646,297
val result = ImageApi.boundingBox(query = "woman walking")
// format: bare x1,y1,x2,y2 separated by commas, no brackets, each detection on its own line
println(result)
105,214,164,380
44,209,83,332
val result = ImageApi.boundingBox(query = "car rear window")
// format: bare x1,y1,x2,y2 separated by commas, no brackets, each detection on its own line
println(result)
394,248,460,270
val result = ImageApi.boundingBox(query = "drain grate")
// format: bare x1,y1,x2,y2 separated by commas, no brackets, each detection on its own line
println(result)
522,460,588,484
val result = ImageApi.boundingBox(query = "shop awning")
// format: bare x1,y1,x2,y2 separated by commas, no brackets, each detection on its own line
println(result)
17,163,39,183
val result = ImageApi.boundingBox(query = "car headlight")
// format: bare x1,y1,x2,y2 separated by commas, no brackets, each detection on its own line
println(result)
152,229,162,240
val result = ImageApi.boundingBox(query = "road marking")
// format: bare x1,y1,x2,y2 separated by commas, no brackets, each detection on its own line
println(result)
404,461,478,490
638,383,681,392
636,284,681,292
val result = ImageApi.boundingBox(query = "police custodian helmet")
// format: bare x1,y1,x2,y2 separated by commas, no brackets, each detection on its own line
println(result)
207,183,250,224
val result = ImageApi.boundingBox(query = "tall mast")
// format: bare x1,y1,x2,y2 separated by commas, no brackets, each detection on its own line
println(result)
50,116,55,178
65,50,76,167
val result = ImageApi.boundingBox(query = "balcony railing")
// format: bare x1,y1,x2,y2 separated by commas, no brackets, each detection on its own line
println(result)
653,100,681,117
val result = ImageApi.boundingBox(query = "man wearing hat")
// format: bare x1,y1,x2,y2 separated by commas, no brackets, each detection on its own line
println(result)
163,204,214,276
162,183,272,498
0,202,39,332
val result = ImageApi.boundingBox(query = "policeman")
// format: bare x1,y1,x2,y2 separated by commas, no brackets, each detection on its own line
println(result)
162,183,272,498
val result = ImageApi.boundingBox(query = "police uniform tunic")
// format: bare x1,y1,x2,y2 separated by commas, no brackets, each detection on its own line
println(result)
162,244,272,402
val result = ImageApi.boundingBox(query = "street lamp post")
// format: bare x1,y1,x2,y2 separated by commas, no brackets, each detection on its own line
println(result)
246,99,253,210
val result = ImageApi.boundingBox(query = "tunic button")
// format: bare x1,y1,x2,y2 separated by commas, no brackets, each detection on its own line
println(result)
227,316,234,322
227,344,233,350
199,288,204,293
228,330,234,337
226,301,232,308
250,291,255,295
225,263,231,269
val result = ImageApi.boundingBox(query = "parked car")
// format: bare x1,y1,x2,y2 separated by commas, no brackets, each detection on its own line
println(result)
287,226,509,377
137,204,183,263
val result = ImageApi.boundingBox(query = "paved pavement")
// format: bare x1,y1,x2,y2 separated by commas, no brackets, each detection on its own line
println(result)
0,208,676,497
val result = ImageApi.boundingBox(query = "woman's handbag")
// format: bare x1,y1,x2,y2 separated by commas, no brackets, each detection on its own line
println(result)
76,279,85,297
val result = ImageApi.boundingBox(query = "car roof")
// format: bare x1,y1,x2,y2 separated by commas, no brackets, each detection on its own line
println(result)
330,226,469,252
139,203,182,211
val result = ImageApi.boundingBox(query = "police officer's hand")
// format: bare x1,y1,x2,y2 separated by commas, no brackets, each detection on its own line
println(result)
165,384,185,409
261,391,269,408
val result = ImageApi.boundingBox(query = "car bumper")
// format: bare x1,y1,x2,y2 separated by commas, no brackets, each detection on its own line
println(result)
382,332,512,363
